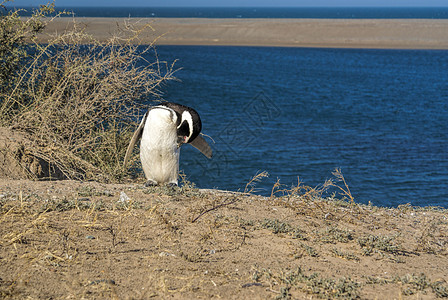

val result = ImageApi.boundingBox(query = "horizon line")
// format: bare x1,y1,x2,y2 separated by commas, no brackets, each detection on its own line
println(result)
6,5,448,8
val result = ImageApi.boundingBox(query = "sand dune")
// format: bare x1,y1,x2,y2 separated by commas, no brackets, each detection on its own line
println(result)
39,17,448,49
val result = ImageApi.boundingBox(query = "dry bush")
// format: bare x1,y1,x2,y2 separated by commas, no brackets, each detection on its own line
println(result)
0,2,175,181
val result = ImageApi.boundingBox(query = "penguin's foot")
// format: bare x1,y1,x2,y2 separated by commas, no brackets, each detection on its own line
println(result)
144,179,158,187
166,182,178,188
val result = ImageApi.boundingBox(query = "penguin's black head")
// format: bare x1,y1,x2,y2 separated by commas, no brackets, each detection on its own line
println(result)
160,102,202,145
176,110,202,145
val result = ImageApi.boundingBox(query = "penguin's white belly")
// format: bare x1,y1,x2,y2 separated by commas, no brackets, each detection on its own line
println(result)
140,109,180,185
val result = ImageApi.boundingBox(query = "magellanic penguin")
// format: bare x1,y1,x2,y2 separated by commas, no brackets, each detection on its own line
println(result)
123,102,212,186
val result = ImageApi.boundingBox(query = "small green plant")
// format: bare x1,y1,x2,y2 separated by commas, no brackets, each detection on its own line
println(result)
319,226,353,244
306,276,360,299
365,273,448,298
298,242,319,257
358,234,402,256
143,184,182,197
276,286,291,300
261,219,293,234
76,186,113,197
432,281,448,298
39,197,105,212
260,218,306,239
254,267,360,299
234,216,255,227
331,248,360,261
400,273,430,294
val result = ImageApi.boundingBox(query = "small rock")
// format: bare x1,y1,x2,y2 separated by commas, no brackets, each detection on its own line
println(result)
85,235,96,240
159,252,175,257
118,191,130,203
89,279,115,286
242,282,263,288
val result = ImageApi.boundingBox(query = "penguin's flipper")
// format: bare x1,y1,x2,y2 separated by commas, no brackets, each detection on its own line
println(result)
189,134,213,158
123,113,147,168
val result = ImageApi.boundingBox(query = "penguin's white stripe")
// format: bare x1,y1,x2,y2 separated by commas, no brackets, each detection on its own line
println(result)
180,111,194,141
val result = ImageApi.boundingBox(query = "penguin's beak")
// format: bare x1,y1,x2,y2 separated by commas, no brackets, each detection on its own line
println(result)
177,136,188,146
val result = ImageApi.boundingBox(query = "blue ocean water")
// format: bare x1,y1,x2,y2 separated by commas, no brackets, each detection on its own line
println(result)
150,46,448,208
12,6,448,19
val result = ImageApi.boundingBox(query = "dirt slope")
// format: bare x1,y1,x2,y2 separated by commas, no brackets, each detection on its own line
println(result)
1,179,447,299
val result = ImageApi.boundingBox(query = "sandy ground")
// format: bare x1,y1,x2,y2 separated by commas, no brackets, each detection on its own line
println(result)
39,17,448,49
1,179,448,299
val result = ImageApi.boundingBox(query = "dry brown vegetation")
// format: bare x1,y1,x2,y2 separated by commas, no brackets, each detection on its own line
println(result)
1,2,174,182
0,176,447,299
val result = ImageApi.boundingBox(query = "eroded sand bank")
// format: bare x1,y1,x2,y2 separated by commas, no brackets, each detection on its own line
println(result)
39,17,448,49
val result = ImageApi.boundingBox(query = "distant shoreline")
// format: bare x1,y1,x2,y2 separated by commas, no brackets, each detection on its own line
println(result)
39,17,448,49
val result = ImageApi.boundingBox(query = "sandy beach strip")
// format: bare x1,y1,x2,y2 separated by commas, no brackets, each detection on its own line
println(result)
39,17,448,49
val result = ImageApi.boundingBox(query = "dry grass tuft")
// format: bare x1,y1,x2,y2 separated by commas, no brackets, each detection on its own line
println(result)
0,3,175,181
